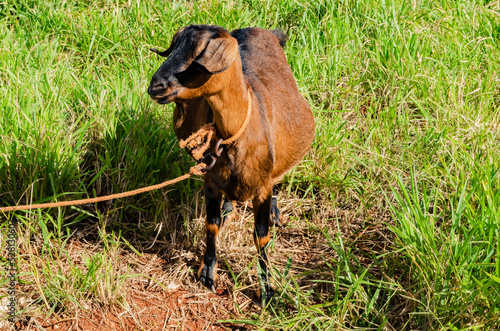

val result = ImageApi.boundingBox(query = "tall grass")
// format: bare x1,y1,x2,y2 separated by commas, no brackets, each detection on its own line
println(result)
0,0,499,329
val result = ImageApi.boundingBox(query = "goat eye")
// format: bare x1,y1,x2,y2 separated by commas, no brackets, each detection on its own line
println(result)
174,61,212,88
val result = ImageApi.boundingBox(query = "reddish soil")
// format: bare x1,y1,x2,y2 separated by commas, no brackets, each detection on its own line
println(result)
18,287,249,331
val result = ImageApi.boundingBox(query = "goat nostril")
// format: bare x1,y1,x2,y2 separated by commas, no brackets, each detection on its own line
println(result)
152,82,167,91
151,80,167,92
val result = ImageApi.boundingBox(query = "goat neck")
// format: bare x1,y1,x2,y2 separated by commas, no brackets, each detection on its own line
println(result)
204,59,251,141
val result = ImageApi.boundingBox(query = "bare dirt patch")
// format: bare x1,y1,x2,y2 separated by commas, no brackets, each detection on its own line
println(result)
22,287,247,330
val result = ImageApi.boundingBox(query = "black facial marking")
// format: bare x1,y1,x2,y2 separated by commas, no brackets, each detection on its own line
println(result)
174,61,212,88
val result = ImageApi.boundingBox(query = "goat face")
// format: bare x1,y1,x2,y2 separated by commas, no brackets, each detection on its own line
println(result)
148,25,239,104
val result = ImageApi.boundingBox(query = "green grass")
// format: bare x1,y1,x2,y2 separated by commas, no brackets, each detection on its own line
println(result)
1,0,499,329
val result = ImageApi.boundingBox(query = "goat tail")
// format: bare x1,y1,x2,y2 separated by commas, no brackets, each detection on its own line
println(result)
270,29,287,49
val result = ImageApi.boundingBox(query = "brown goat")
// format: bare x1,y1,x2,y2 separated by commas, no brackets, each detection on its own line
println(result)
148,25,315,301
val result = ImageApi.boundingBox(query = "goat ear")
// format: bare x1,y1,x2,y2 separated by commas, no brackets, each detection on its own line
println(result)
195,36,238,74
150,47,172,57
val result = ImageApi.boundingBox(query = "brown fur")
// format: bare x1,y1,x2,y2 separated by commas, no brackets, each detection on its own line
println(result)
166,27,315,203
254,233,271,251
149,25,315,298
206,222,220,237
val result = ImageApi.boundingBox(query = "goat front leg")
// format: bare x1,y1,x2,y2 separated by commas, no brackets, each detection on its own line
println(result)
198,185,222,291
253,193,275,302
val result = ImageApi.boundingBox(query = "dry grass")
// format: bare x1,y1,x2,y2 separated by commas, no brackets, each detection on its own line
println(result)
2,186,393,330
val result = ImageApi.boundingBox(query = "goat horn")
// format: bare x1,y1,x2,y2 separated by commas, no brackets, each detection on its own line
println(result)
150,47,172,57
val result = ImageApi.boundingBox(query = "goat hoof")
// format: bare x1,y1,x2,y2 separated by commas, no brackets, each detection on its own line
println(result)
198,261,217,290
271,206,282,228
256,285,275,303
266,287,275,301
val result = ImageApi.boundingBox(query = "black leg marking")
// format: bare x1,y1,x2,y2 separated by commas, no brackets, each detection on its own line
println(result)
198,186,221,291
253,194,274,302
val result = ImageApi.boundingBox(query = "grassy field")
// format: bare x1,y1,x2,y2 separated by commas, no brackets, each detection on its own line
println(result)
1,0,500,329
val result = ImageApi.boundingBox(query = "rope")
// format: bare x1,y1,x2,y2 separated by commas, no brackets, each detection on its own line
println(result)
1,90,253,213
179,89,252,160
179,124,217,161
220,89,252,145
0,163,207,212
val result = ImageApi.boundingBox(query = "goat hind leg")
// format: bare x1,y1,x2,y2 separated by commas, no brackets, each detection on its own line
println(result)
221,197,237,225
271,185,282,228
253,193,275,302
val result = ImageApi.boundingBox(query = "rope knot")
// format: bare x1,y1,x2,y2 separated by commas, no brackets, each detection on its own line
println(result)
190,163,207,176
178,90,252,159
179,124,217,161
